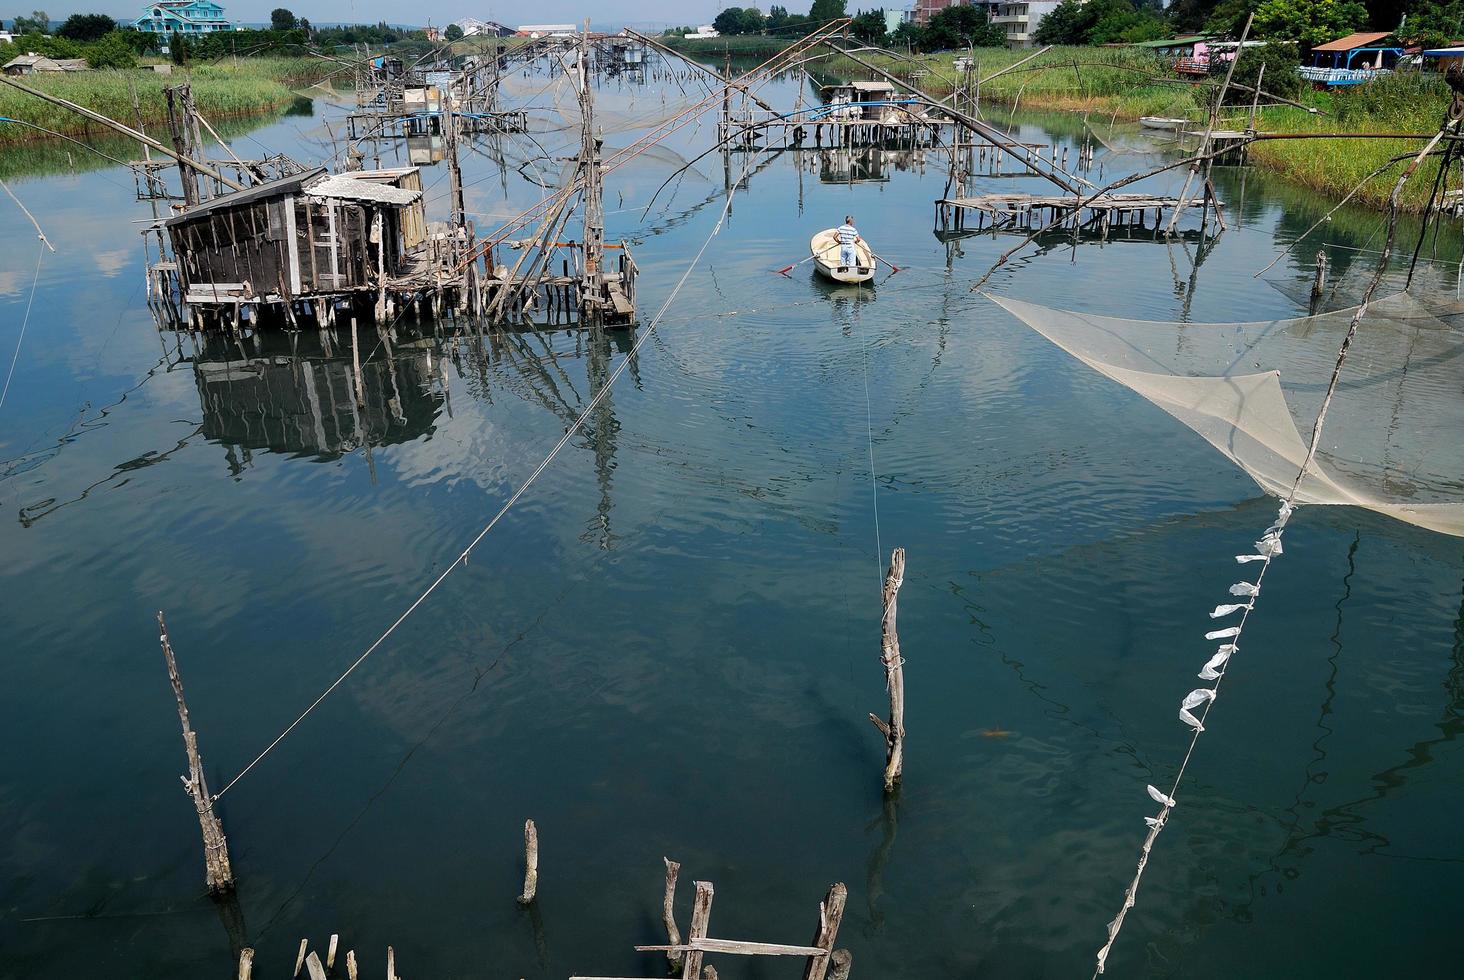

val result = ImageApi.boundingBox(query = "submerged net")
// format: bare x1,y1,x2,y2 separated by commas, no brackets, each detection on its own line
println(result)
987,291,1464,536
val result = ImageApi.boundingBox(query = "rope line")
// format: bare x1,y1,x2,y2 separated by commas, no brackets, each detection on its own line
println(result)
0,242,44,415
213,136,771,802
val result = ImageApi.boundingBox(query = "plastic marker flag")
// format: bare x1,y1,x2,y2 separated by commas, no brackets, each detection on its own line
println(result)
1179,688,1217,730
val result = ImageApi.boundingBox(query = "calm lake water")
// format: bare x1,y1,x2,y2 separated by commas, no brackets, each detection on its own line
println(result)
0,62,1461,980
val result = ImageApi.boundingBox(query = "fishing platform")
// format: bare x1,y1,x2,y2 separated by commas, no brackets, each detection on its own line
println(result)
936,191,1222,237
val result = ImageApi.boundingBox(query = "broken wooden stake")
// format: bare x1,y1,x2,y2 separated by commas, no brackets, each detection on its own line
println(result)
1311,249,1328,307
158,611,234,893
386,945,396,980
682,881,714,979
662,857,683,973
868,548,907,793
236,947,255,980
346,949,358,980
293,939,308,977
305,951,327,980
518,818,539,905
802,883,848,980
828,949,853,980
327,934,339,970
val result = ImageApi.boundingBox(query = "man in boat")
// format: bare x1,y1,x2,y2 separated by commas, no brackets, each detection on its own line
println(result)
836,215,862,270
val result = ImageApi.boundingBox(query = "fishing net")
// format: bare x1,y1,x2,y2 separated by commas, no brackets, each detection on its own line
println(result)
987,291,1464,536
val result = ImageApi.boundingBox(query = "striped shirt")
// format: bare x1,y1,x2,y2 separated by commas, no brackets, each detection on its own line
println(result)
836,223,858,244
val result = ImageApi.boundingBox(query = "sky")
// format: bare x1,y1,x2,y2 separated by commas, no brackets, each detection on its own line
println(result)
41,2,774,29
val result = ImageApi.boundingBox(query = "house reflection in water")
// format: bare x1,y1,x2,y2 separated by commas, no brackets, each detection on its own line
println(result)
818,147,928,184
192,331,444,468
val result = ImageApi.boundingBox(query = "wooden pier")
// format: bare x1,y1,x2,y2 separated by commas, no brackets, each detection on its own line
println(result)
936,191,1221,238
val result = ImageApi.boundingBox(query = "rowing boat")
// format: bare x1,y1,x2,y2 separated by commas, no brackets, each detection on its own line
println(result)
1139,116,1188,131
810,229,875,284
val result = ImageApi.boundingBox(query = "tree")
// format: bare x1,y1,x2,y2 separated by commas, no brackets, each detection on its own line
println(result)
1203,0,1255,36
58,13,114,41
850,7,887,43
767,4,791,30
1253,0,1368,46
1407,0,1464,47
808,0,847,23
84,30,136,68
713,7,747,34
740,7,766,32
169,30,188,64
923,5,1006,49
270,7,297,32
1229,41,1304,97
1034,0,1091,44
445,23,464,41
11,9,47,33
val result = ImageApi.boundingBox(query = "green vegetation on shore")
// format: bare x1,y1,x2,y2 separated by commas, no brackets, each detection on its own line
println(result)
0,57,335,146
821,45,1454,210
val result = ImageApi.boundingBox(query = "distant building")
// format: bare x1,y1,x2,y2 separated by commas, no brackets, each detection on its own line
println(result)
0,30,15,45
424,24,440,41
912,0,957,26
4,54,90,74
133,1,234,35
683,24,719,39
990,1,1061,47
455,18,515,38
515,24,576,38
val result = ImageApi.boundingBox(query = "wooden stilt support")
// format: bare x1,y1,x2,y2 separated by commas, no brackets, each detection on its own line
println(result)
662,857,683,973
346,950,358,980
327,935,339,970
828,949,853,980
350,316,365,410
386,945,397,980
681,882,714,979
293,939,308,978
237,948,255,980
517,818,539,905
802,883,848,980
305,951,327,980
158,611,234,893
868,548,907,793
1311,249,1328,308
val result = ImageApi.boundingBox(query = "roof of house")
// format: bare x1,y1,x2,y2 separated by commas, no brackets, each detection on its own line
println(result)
1313,32,1395,53
4,55,88,70
304,172,421,206
164,168,326,227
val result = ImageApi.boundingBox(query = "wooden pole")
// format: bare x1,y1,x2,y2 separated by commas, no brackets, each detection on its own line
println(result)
350,316,365,410
517,818,539,905
868,548,907,793
386,945,397,980
346,950,359,980
1311,249,1328,309
305,951,328,980
293,939,308,977
237,948,255,980
327,934,339,970
158,611,234,893
802,883,848,980
662,857,683,973
681,882,714,980
828,949,853,980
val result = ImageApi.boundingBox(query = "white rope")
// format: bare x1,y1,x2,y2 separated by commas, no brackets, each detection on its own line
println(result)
214,135,772,802
0,242,44,415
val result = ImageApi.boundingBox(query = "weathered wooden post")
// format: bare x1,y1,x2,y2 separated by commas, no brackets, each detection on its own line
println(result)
158,611,234,893
662,857,683,973
828,949,853,980
346,949,359,980
1311,250,1328,310
868,548,907,793
802,883,848,980
517,818,539,905
681,881,714,979
292,939,308,977
236,948,255,980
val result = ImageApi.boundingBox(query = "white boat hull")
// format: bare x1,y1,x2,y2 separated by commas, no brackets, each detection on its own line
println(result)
810,229,875,284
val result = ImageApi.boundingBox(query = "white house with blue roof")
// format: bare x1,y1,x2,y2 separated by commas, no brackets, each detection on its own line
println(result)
133,1,234,36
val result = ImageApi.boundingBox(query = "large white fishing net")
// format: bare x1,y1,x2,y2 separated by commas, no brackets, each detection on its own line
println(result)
987,291,1464,536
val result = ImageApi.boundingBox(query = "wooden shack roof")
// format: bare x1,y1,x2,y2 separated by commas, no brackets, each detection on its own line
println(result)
305,172,422,205
163,168,326,227
1313,32,1395,52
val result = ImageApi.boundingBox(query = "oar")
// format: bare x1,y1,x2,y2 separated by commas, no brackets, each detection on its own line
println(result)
865,247,902,275
773,243,840,277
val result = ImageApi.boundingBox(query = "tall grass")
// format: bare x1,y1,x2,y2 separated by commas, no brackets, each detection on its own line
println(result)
0,58,334,145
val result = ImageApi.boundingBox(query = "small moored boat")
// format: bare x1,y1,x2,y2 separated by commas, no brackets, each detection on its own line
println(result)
1139,116,1188,131
810,228,876,284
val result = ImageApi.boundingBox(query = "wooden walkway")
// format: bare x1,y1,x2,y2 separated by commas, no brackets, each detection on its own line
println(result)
936,191,1219,237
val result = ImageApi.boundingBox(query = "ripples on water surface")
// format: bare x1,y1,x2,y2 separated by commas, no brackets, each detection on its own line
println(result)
0,65,1461,980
